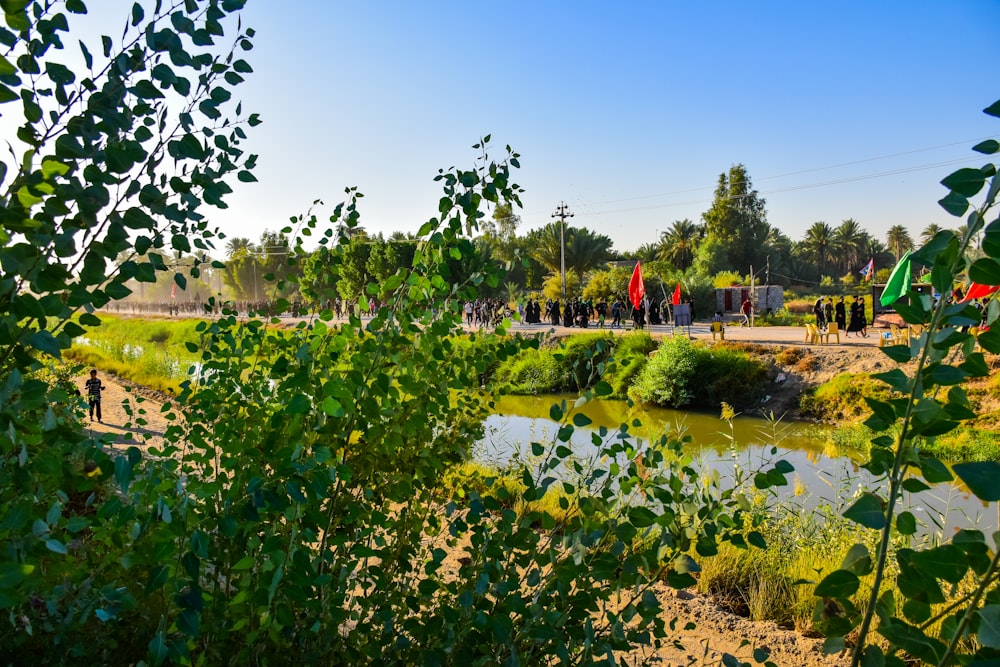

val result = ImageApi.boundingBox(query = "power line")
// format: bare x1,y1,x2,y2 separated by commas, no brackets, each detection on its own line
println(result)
573,155,982,218
578,136,993,207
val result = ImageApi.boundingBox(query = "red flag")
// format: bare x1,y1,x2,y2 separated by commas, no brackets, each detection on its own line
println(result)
672,283,681,306
170,282,177,299
628,262,645,310
962,282,1000,302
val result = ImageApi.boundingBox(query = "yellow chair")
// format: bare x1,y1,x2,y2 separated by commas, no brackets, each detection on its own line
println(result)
880,325,908,347
805,323,820,344
710,321,725,341
821,322,840,344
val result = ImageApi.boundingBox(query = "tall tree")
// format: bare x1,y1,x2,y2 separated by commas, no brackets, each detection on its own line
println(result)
800,221,835,275
526,223,613,282
656,219,702,271
832,219,866,275
225,237,254,258
701,165,769,273
886,225,914,262
921,223,943,245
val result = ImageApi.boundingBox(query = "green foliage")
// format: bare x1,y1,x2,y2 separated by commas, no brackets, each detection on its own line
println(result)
630,336,699,407
712,270,744,288
702,164,770,273
600,333,656,398
495,332,616,394
630,337,768,410
811,103,1000,667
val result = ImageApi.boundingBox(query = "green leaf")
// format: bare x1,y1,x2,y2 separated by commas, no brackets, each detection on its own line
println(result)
973,139,1000,155
953,462,1000,501
880,345,912,363
977,605,1000,648
815,569,860,598
841,543,873,576
984,99,1000,118
44,538,67,554
941,167,987,198
896,512,917,536
147,632,169,666
628,506,657,528
549,403,562,421
843,493,885,530
320,397,344,418
938,191,969,217
572,413,592,427
872,370,911,396
920,456,953,483
970,257,1000,286
284,394,311,414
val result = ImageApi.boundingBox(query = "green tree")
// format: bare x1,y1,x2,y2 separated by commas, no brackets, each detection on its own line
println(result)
921,222,943,245
701,164,769,273
800,221,835,274
833,218,866,275
886,223,914,261
656,218,702,271
338,233,373,302
526,223,614,283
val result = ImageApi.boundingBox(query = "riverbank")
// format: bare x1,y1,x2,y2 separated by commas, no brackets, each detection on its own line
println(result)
77,371,847,666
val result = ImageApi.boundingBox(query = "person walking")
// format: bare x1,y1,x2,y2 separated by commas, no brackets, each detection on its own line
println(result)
813,296,826,329
84,369,106,423
835,297,847,331
740,298,753,327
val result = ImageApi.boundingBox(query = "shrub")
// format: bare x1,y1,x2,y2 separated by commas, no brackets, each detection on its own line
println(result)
691,345,768,409
494,346,563,393
629,336,699,407
775,346,806,366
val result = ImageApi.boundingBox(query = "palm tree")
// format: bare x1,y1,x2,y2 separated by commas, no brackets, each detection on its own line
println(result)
920,223,943,246
527,223,614,283
886,225,914,262
565,227,614,282
800,221,835,275
833,219,866,275
225,237,253,258
656,219,701,271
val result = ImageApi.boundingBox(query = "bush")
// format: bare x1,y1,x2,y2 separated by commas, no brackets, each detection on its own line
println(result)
601,333,655,398
631,337,768,410
629,336,699,407
692,345,769,409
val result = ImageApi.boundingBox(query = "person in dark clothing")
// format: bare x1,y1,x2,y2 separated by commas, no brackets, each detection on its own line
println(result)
813,297,826,329
551,300,561,326
847,296,867,337
84,369,106,423
835,297,847,331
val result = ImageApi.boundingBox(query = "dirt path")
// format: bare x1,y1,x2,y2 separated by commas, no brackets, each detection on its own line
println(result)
75,371,175,452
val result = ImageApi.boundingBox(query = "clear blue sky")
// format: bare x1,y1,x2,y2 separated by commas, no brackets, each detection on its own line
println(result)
103,2,1000,254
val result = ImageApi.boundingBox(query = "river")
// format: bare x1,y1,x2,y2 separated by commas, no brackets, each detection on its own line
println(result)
478,394,998,539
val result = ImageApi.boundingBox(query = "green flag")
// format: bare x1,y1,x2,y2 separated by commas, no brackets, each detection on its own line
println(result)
880,250,912,307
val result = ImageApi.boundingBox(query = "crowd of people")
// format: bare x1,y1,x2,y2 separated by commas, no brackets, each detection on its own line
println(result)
810,295,870,337
511,295,696,330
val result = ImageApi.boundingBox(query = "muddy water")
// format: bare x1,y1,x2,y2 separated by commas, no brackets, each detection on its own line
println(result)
478,394,998,538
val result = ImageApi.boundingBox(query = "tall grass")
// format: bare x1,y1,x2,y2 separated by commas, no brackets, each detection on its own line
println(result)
65,315,207,393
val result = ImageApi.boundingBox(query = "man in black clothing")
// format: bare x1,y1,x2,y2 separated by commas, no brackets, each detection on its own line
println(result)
84,369,106,423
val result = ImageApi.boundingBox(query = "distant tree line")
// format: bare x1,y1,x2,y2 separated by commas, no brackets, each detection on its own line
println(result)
117,165,958,306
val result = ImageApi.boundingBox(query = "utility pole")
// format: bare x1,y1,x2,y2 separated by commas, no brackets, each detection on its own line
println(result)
551,202,574,300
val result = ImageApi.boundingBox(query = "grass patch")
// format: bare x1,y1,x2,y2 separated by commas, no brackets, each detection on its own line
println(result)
799,373,890,422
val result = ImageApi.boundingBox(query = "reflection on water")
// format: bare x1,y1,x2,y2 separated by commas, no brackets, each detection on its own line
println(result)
478,394,998,538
